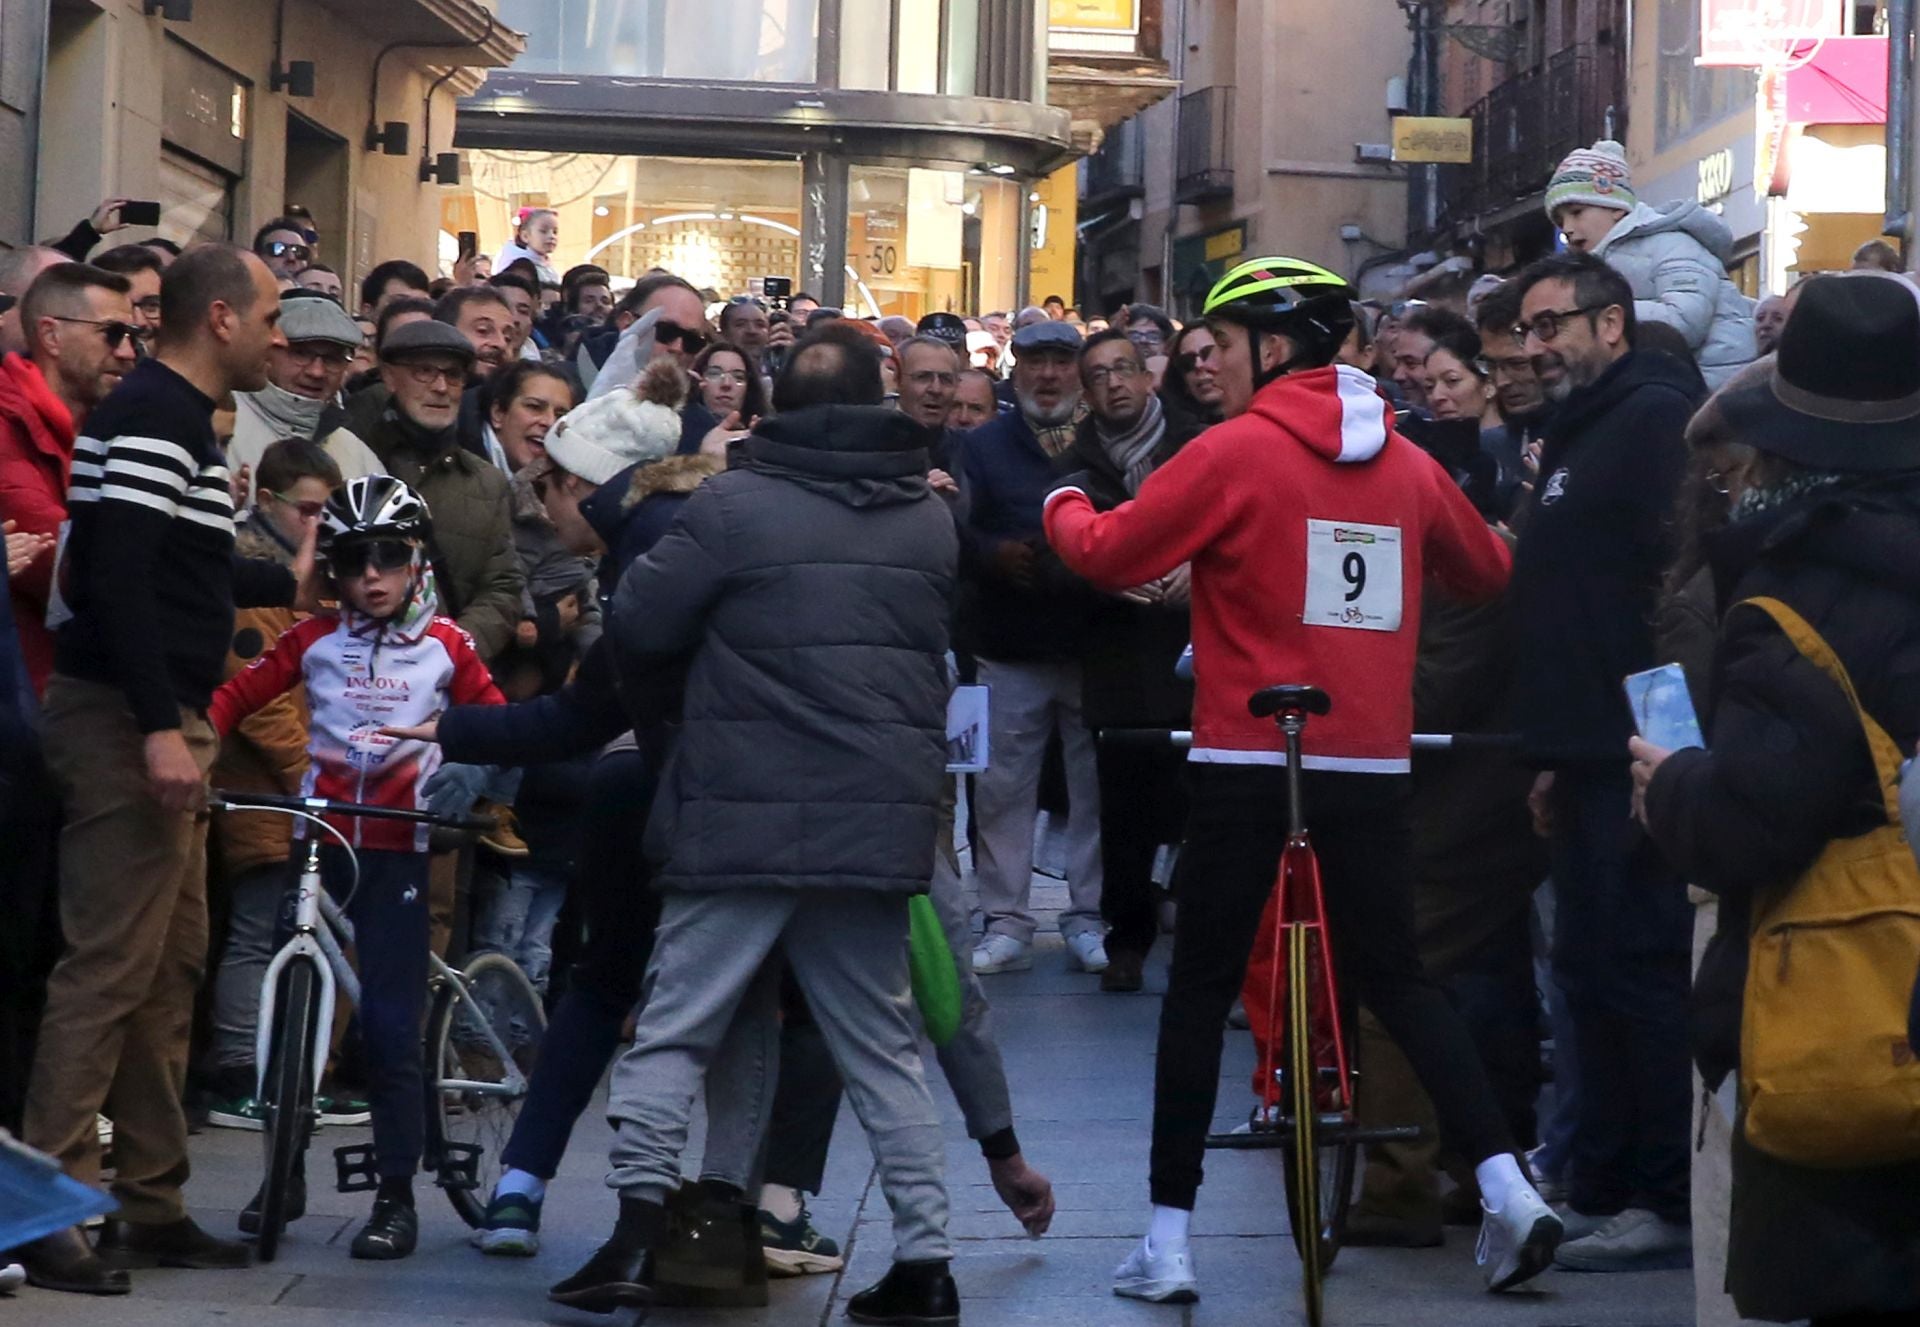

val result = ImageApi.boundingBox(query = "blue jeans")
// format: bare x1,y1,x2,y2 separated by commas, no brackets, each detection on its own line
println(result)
474,861,569,993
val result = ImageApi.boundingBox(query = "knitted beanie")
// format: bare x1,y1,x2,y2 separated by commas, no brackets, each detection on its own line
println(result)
1545,139,1636,221
543,358,688,485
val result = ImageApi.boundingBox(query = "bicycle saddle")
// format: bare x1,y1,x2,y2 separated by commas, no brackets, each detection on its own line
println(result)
1248,684,1332,719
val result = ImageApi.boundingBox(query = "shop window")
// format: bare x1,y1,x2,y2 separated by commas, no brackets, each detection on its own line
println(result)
460,153,805,292
1656,0,1757,152
848,165,1018,316
157,149,234,246
499,0,819,83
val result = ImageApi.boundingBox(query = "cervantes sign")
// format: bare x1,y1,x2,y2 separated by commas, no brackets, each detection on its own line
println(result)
1698,0,1841,68
1392,117,1474,165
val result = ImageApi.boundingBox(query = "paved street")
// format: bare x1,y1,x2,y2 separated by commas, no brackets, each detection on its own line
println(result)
4,868,1691,1327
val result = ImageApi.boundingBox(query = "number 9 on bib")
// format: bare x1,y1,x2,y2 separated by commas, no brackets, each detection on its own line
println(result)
1304,519,1403,632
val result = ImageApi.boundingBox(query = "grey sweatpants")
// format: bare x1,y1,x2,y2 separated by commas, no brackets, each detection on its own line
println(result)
607,888,952,1264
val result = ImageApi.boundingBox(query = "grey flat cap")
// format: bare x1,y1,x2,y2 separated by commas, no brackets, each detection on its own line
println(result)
279,292,363,348
381,319,476,365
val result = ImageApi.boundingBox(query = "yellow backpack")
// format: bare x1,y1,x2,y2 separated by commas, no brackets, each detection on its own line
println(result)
1737,596,1920,1168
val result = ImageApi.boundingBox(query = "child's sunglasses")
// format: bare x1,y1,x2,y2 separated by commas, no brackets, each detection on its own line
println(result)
329,538,415,577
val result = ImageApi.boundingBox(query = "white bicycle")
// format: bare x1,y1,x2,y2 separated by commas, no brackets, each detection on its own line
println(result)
209,791,548,1261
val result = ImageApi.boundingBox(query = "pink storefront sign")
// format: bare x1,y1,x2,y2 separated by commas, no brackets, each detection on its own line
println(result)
1698,0,1843,67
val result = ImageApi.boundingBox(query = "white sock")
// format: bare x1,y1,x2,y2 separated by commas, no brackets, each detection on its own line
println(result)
1147,1204,1191,1248
759,1182,803,1222
495,1168,546,1202
1474,1152,1528,1213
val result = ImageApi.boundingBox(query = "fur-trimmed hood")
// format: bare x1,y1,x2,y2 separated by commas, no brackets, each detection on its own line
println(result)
578,450,727,577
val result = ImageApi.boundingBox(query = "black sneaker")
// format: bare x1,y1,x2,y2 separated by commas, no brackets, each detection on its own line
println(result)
846,1258,960,1326
349,1199,418,1261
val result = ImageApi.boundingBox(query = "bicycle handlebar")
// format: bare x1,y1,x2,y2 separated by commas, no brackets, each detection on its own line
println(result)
210,789,495,833
1096,728,1522,753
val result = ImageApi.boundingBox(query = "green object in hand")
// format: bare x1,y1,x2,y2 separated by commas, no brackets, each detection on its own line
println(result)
908,894,962,1046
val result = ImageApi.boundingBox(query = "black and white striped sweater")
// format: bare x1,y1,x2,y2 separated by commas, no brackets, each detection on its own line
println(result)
56,358,294,732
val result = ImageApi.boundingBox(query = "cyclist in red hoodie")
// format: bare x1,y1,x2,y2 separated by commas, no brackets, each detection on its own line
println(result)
1043,257,1562,1302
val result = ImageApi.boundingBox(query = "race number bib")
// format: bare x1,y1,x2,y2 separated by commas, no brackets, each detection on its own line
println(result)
1303,520,1403,632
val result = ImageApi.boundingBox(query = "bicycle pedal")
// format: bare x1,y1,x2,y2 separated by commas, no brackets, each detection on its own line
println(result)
333,1143,380,1193
433,1141,483,1192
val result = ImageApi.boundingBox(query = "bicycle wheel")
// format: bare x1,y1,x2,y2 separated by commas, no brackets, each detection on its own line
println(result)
424,952,547,1227
1280,926,1360,1327
257,960,320,1262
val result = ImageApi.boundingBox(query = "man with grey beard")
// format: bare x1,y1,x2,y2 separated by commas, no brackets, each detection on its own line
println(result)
957,321,1107,978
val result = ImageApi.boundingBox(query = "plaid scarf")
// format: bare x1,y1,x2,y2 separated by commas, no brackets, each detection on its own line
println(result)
1094,393,1167,496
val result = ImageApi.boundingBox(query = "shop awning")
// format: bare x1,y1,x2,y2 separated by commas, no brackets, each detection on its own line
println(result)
316,0,524,70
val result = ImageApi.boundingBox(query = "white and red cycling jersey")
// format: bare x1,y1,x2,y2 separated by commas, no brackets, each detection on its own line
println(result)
1044,363,1509,774
211,609,503,852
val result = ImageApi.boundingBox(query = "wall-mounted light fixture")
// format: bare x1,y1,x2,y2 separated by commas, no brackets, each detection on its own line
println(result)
272,60,316,98
419,152,461,186
366,122,410,156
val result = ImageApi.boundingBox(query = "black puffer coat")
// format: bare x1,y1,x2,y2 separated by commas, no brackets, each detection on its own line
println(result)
1644,473,1920,1323
610,405,956,894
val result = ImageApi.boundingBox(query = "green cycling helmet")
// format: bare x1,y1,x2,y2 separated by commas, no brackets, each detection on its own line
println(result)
1202,256,1356,376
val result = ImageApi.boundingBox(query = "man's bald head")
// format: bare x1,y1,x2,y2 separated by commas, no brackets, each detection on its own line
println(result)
0,247,73,356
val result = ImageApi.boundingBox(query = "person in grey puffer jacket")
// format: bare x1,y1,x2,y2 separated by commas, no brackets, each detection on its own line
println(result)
1547,139,1757,388
550,332,965,1324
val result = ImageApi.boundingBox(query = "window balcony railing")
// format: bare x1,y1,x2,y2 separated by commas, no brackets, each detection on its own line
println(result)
1176,85,1234,204
1439,43,1612,223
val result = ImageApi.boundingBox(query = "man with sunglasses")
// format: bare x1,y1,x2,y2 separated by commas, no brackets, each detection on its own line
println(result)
357,319,523,663
575,273,708,396
1507,251,1702,1274
228,292,386,506
252,218,313,283
0,263,138,694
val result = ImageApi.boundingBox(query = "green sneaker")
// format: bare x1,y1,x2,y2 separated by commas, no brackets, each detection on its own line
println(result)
317,1095,371,1127
206,1098,267,1132
757,1199,843,1277
470,1191,542,1257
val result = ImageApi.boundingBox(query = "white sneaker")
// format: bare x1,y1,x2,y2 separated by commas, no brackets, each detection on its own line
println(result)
0,1262,24,1293
1113,1235,1198,1303
1553,1207,1693,1272
1065,930,1109,973
971,933,1032,974
1476,1182,1563,1292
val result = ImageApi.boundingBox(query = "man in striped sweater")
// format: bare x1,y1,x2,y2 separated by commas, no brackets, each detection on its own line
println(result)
14,244,308,1296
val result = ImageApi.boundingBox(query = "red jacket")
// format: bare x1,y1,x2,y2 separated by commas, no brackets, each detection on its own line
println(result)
0,355,76,694
1043,364,1510,773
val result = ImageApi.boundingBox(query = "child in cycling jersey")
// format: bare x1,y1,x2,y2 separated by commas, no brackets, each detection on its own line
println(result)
210,476,502,1263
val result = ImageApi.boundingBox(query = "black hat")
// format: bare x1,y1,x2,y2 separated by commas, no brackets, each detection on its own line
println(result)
917,312,968,350
381,319,476,367
1717,274,1920,473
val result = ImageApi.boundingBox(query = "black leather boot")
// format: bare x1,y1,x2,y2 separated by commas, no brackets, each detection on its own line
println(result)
15,1227,130,1295
238,1166,307,1236
653,1181,769,1308
846,1258,961,1326
95,1215,251,1270
548,1196,666,1314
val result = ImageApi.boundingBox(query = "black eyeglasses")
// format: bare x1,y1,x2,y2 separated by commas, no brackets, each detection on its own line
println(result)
262,240,313,263
1514,304,1611,344
329,538,415,577
51,316,143,350
654,320,708,352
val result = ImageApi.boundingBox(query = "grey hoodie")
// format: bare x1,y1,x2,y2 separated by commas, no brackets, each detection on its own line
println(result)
1593,200,1757,388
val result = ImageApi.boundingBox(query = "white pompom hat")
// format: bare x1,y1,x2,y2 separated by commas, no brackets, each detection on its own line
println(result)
542,386,682,486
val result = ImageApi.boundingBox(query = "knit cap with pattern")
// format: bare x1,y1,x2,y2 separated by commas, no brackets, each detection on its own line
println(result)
1545,138,1636,221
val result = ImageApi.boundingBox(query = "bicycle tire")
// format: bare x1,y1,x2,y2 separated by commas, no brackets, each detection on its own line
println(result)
424,952,547,1228
257,960,319,1262
1280,924,1360,1327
